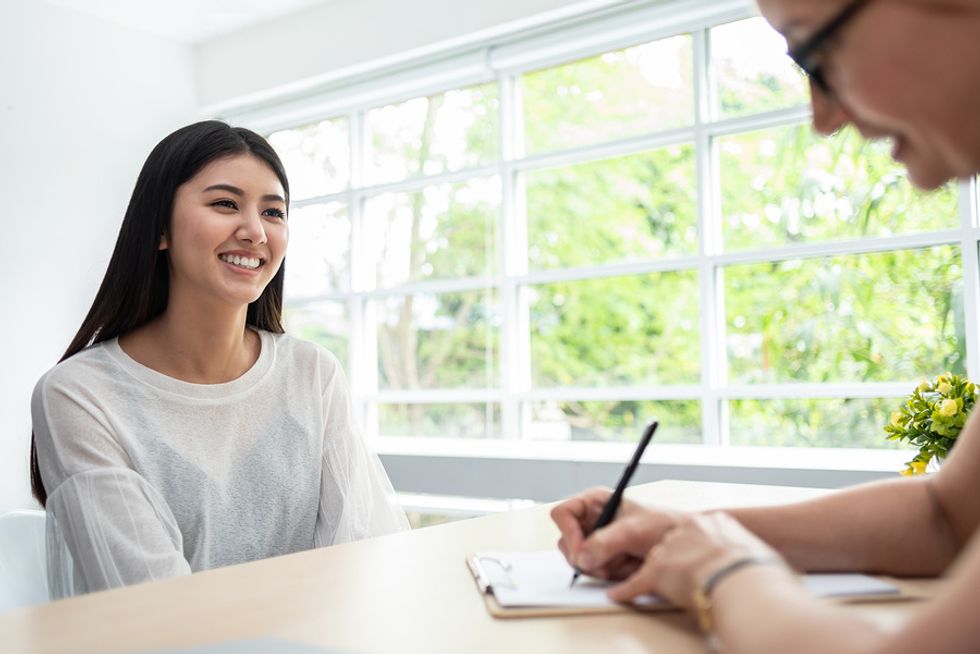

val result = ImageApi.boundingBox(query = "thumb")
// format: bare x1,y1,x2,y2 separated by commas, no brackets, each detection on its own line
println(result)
606,550,661,603
579,512,659,567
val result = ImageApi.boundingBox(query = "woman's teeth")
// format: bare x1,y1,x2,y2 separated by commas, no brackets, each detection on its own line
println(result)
220,254,261,270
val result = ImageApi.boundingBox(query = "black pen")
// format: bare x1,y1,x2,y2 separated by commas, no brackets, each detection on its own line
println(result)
569,420,658,588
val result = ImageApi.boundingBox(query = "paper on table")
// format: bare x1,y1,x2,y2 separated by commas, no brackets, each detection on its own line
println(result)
473,550,899,609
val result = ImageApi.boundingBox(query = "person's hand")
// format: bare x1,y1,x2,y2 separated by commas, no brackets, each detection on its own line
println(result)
607,511,790,608
550,487,682,581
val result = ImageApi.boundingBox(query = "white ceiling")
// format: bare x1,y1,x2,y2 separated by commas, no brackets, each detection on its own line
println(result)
43,0,339,44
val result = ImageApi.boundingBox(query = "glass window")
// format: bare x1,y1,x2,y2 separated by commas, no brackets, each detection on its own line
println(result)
529,271,700,387
524,145,697,271
268,117,350,200
365,83,498,186
284,202,350,297
710,17,807,118
524,399,700,444
379,403,501,438
373,290,499,390
362,177,499,289
522,34,694,154
273,8,976,459
729,398,906,449
725,246,965,384
720,125,959,251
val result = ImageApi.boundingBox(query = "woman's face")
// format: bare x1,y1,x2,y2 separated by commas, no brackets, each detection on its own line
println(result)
162,153,288,309
757,0,980,189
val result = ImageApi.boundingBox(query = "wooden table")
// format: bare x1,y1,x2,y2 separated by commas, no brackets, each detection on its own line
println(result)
0,481,940,654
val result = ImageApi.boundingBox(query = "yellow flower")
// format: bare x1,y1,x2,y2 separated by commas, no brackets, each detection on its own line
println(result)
890,411,904,426
917,380,931,393
938,399,959,417
937,382,952,395
910,460,928,475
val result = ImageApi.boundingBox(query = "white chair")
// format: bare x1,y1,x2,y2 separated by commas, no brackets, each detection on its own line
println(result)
0,509,49,612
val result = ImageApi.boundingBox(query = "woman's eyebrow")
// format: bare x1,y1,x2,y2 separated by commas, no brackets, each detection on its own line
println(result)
203,183,285,203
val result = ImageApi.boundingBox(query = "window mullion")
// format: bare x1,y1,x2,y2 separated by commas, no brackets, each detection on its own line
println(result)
694,27,725,447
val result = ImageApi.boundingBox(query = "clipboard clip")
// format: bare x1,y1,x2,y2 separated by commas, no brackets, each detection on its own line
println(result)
468,555,517,594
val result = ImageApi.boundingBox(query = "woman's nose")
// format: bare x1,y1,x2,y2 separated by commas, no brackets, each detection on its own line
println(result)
809,78,853,136
236,208,267,244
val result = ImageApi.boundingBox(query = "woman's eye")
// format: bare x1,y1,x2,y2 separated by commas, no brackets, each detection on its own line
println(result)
212,199,237,210
265,208,287,220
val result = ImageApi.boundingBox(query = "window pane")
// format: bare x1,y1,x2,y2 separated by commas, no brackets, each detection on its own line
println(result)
711,17,807,118
374,290,498,389
363,178,499,289
379,403,500,438
726,246,965,384
529,272,700,387
285,202,349,297
283,301,349,366
522,35,693,154
524,400,700,444
720,125,959,251
730,398,907,449
365,83,499,186
525,145,697,271
268,118,349,200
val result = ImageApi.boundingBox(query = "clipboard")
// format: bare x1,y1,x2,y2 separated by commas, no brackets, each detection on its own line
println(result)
466,550,907,619
466,551,672,619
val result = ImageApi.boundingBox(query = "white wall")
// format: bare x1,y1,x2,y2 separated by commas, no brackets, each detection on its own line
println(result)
0,0,633,510
196,0,624,111
0,0,198,509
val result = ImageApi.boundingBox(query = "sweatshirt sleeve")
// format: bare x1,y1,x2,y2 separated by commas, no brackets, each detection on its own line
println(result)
313,354,409,546
32,368,191,598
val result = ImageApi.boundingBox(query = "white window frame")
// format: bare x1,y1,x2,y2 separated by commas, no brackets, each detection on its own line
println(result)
222,0,980,501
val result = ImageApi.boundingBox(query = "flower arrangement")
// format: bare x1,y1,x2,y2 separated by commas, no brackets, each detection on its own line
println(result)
885,373,977,476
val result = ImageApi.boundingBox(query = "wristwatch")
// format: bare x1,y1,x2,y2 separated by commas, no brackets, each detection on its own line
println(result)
691,555,782,633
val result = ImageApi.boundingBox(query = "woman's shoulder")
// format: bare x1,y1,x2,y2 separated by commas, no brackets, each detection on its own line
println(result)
266,331,344,371
34,342,115,397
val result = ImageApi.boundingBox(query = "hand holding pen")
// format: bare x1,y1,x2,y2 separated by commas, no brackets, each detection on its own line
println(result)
567,420,658,587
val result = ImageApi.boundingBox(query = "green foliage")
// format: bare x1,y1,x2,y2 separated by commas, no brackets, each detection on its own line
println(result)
726,246,965,384
885,374,977,475
730,398,904,449
522,36,693,154
526,146,697,269
530,271,700,387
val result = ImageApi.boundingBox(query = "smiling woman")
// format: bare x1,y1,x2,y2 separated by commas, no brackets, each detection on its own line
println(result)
29,121,408,598
548,2,980,653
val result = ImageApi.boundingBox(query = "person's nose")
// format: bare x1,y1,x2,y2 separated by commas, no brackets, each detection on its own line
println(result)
236,206,268,245
809,78,853,136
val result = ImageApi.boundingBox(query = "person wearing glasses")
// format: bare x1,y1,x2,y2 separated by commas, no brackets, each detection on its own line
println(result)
552,2,980,652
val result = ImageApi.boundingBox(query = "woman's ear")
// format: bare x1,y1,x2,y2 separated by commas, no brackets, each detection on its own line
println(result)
159,232,169,251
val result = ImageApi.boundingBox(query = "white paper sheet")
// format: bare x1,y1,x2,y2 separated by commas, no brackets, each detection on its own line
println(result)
473,550,899,609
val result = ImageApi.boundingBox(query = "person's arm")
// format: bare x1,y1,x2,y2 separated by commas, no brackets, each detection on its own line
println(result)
554,406,980,578
313,352,408,546
608,511,980,654
729,403,980,575
33,369,191,598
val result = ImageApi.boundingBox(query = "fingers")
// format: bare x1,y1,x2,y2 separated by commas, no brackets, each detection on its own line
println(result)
607,545,663,603
550,487,612,560
578,511,665,571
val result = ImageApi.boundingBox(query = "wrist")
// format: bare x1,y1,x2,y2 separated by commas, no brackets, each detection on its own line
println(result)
691,554,785,633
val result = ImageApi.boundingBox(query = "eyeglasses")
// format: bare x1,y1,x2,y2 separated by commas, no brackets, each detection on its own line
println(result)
787,0,871,96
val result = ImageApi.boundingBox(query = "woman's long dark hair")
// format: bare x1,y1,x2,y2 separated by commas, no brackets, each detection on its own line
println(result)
30,120,290,506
